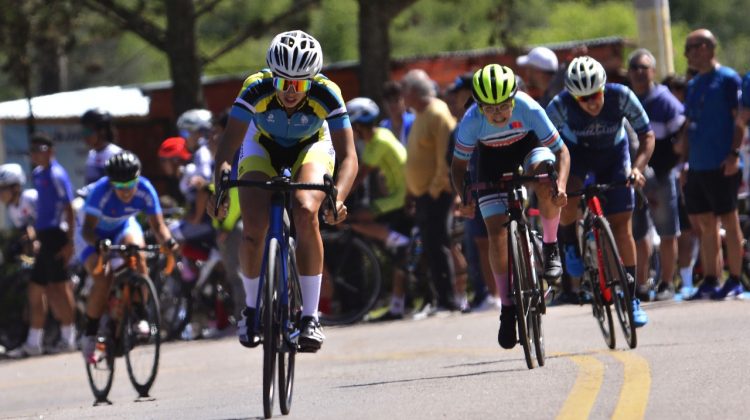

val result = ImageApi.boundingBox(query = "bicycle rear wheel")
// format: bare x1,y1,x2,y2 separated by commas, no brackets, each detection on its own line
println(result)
595,217,637,349
319,232,382,326
123,274,161,397
509,221,535,369
263,238,280,419
279,237,299,415
85,324,115,402
582,229,615,349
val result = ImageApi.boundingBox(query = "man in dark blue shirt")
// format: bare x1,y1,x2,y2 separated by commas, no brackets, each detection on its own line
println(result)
680,28,746,300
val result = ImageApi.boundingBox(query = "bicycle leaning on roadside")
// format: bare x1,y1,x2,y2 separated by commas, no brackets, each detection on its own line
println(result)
568,175,638,350
84,243,173,404
215,168,338,419
466,164,552,370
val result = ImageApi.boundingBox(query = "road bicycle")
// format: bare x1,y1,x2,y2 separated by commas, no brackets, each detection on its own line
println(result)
466,165,552,369
319,226,382,326
568,176,637,349
85,243,173,404
216,170,338,419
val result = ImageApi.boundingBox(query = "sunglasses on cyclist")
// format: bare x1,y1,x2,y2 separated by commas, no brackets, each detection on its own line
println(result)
111,178,138,190
273,77,312,93
575,89,604,103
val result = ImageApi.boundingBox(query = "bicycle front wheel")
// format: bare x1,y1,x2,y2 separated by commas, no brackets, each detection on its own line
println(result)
123,274,162,397
509,221,535,369
85,324,115,402
582,228,615,349
319,233,382,326
279,237,299,415
595,217,637,349
262,238,280,419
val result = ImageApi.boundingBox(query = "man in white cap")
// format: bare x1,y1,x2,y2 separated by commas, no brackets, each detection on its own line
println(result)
517,46,560,107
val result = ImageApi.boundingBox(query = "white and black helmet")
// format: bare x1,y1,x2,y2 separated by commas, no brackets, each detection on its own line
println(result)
346,97,380,124
266,30,323,80
0,163,26,187
565,56,607,97
176,109,213,134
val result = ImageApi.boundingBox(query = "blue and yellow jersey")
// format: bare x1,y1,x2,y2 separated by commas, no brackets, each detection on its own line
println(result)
229,69,351,147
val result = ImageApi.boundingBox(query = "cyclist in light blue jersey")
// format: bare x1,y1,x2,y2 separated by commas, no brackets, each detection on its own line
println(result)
78,151,177,363
546,56,655,327
451,64,570,350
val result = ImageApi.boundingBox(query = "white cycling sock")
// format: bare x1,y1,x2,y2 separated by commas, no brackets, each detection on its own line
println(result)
241,273,260,309
300,274,322,320
26,328,43,348
60,324,76,346
679,267,694,289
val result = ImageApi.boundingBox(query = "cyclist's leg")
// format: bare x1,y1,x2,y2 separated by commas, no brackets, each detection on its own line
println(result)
524,147,563,279
560,144,587,286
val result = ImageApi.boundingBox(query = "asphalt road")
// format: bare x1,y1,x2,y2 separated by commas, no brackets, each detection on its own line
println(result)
2,297,749,419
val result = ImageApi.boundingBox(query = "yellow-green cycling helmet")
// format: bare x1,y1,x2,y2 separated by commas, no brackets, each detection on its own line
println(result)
471,64,517,104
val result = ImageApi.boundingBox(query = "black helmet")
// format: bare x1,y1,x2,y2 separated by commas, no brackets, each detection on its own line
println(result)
106,151,141,182
81,108,113,129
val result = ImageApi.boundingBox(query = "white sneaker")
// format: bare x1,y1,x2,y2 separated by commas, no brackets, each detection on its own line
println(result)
474,295,500,312
7,342,43,358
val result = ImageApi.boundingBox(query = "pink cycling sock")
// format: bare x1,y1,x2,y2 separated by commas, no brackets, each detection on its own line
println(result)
541,214,560,244
494,273,513,306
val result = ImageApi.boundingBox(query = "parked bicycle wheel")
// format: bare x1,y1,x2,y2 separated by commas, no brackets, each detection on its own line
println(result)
279,237,300,415
263,238,280,419
582,228,615,349
123,274,162,397
157,268,192,341
319,231,382,326
509,220,536,369
595,217,637,349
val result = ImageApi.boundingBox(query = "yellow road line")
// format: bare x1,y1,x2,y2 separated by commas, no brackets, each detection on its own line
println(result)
611,351,651,420
556,355,605,420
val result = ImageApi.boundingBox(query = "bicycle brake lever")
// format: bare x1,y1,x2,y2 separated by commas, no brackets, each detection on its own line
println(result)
214,169,230,216
323,174,339,223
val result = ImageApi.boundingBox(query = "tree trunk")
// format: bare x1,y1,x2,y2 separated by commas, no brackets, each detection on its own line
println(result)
357,2,392,105
165,0,203,118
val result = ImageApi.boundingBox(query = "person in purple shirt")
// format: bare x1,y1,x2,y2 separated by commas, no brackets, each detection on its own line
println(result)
679,29,746,300
8,133,77,358
627,48,686,301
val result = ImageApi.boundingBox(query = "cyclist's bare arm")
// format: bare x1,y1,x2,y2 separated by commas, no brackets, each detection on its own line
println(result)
147,213,176,249
327,127,358,224
212,116,250,218
82,213,100,248
450,158,475,218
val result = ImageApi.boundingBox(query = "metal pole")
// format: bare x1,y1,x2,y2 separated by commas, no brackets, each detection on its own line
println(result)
634,0,675,79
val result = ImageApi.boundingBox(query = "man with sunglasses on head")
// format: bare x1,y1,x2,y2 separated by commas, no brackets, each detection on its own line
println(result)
80,108,123,185
546,56,655,327
451,64,570,349
211,30,357,353
77,151,178,363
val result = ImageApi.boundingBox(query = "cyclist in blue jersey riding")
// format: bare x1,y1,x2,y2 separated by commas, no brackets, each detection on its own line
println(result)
210,30,357,352
78,151,178,363
451,64,570,349
545,56,655,327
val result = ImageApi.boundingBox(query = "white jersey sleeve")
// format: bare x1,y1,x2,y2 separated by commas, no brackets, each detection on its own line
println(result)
8,189,38,228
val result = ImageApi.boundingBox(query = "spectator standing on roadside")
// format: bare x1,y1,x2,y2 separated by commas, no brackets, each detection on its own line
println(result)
81,109,123,184
402,69,458,311
626,48,686,301
516,46,561,108
380,81,416,146
8,133,77,358
679,29,746,300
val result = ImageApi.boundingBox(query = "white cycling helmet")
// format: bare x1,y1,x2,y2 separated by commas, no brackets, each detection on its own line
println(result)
565,56,607,97
346,97,380,124
176,109,213,134
0,163,26,187
266,30,323,80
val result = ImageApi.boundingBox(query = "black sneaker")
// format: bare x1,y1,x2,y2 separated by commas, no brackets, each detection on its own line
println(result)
298,316,325,353
497,306,517,349
542,242,563,280
237,307,261,348
635,285,652,302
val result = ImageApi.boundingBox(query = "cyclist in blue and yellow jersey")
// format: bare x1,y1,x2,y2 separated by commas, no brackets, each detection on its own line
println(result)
546,56,655,327
450,64,570,350
77,151,178,363
211,30,357,352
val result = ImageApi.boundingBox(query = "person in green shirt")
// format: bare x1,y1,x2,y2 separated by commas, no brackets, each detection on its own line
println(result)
346,97,413,320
